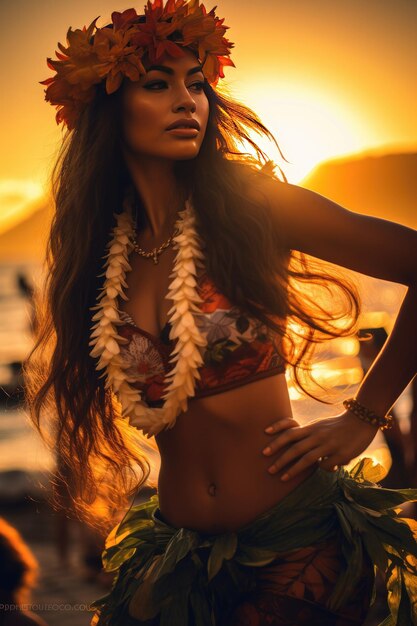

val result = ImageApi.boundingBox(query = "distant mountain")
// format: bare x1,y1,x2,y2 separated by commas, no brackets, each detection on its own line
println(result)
302,151,417,229
0,199,53,262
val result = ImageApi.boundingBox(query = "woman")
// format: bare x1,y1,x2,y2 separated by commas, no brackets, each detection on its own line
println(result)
26,1,417,625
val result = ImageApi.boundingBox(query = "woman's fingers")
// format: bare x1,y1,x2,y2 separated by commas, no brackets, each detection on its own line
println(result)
279,454,340,481
262,422,309,457
262,416,349,479
318,457,340,473
264,417,300,434
265,438,321,474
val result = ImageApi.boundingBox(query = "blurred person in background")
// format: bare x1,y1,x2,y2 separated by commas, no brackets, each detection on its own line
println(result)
16,273,37,337
0,517,48,626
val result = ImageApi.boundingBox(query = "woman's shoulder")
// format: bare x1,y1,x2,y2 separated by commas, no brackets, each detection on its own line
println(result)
228,158,279,180
229,159,286,198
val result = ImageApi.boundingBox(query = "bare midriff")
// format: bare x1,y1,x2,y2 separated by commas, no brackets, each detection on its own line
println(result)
155,372,317,534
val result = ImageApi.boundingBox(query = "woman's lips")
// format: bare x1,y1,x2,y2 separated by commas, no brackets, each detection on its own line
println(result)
166,128,199,136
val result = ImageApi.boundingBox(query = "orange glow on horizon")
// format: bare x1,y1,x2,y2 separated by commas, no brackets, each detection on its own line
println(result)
0,180,44,235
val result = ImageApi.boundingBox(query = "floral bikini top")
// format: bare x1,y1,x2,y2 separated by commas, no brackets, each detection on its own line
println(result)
118,268,286,407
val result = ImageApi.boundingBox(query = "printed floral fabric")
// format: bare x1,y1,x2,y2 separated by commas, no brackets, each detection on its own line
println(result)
118,320,174,405
194,271,285,389
117,269,286,406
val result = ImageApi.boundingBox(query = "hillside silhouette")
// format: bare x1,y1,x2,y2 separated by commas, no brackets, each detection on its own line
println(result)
0,150,416,262
302,151,417,229
0,198,53,262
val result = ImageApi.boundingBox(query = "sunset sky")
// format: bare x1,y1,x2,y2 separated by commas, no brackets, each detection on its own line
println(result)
1,0,416,233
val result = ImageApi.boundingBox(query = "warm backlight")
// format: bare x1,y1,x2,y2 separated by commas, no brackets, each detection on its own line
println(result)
235,81,378,184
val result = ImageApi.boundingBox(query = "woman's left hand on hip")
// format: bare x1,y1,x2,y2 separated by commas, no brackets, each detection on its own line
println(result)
262,411,379,481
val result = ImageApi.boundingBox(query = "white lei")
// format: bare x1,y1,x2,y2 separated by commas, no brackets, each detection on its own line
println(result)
88,195,207,438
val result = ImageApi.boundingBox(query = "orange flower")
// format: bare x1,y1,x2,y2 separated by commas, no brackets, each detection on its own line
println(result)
57,17,99,58
111,8,140,31
204,54,235,86
40,73,96,129
130,8,184,64
181,6,215,44
45,19,102,88
180,5,235,82
93,28,146,94
40,17,104,128
148,0,188,19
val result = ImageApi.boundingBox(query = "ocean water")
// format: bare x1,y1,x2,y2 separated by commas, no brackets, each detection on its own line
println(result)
0,260,408,474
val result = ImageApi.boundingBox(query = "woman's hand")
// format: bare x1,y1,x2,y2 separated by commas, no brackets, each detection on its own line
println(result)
262,411,379,480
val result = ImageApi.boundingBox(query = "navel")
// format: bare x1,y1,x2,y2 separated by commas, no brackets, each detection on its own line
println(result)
207,482,217,497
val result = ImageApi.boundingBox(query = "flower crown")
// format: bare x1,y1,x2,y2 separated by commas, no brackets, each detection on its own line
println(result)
40,0,235,130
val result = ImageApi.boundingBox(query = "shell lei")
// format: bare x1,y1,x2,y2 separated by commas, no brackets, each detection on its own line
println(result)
88,198,207,438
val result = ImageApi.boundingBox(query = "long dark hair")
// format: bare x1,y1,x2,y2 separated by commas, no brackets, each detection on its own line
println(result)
23,75,360,533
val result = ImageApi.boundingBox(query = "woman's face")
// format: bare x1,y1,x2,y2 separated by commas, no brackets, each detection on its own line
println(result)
121,49,209,162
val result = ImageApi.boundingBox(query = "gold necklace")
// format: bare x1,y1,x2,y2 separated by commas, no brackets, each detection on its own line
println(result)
131,204,183,265
131,228,178,265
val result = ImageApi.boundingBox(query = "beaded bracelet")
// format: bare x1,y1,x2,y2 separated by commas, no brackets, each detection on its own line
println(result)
342,397,393,431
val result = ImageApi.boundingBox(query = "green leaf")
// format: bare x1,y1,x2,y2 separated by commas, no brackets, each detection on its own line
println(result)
384,561,417,626
104,546,137,572
149,528,200,580
114,495,159,536
345,482,417,512
361,529,389,574
327,539,364,610
128,576,161,621
334,503,355,543
115,518,155,543
349,457,388,483
207,532,238,581
235,544,278,567
368,515,417,560
189,588,215,626
160,590,190,626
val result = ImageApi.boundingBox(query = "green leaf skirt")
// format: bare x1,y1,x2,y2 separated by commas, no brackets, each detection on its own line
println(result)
90,458,417,626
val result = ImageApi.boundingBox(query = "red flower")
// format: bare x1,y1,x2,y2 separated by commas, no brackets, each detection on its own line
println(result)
40,75,96,129
198,273,232,312
93,27,146,93
111,8,139,31
130,8,183,63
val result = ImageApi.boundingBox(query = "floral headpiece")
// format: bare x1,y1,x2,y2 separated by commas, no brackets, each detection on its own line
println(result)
40,0,235,130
